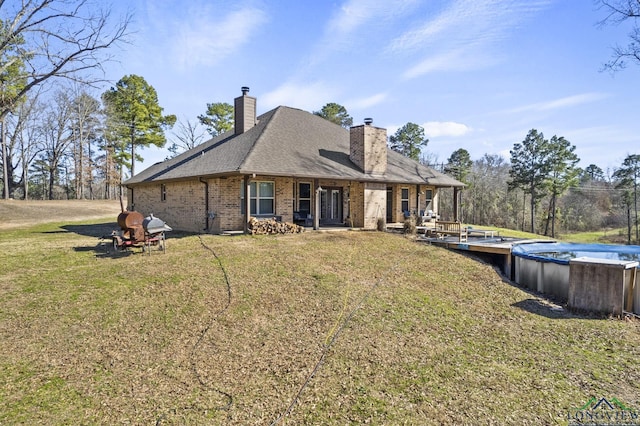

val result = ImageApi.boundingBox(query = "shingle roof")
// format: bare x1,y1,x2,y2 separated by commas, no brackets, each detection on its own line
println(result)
125,106,464,187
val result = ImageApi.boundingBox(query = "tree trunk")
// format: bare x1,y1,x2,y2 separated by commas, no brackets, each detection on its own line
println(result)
530,185,536,234
130,125,136,177
22,161,28,200
544,197,552,236
627,205,632,245
521,192,526,232
551,193,557,238
635,180,638,244
48,165,55,200
1,117,8,199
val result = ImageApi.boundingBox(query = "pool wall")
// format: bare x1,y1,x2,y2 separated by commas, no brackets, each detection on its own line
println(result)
512,242,640,315
568,257,638,315
514,256,570,301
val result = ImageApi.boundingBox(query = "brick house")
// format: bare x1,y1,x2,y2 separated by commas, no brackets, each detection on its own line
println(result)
123,87,464,233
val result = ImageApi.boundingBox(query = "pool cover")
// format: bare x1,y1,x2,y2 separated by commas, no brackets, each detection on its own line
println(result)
511,241,640,265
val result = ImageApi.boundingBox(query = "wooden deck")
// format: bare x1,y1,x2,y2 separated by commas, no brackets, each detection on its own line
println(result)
386,222,555,279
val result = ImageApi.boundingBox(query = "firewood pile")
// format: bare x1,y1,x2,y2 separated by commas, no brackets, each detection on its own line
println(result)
248,217,304,235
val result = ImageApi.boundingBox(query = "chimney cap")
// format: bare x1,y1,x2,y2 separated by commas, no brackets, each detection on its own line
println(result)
241,86,250,95
364,117,373,125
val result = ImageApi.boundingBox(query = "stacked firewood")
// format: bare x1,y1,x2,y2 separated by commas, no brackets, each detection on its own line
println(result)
248,217,304,235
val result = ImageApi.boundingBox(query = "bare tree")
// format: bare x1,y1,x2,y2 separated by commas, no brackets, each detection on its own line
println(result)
69,87,101,198
167,118,206,158
40,89,73,199
9,93,45,199
0,0,131,198
597,0,640,71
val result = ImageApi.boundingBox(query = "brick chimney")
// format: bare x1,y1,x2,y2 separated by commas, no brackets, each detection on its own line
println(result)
349,118,387,175
234,86,257,135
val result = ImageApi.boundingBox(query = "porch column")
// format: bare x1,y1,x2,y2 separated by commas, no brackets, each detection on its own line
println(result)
244,175,251,234
314,183,321,230
453,187,460,222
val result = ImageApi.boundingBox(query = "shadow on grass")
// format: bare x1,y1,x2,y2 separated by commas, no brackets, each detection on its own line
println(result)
62,222,118,238
511,298,607,320
511,298,573,319
60,223,198,257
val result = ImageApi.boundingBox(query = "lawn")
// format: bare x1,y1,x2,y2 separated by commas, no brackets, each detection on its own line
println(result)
1,202,639,424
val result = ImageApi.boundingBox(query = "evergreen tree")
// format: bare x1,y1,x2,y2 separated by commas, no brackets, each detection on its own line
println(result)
445,148,473,183
102,75,176,176
313,103,353,128
543,135,580,237
198,102,233,136
583,164,605,182
389,122,428,161
613,154,640,243
509,129,551,234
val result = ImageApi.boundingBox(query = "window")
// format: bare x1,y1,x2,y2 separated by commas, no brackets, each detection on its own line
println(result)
161,184,167,202
241,181,274,215
298,182,311,213
425,189,433,210
401,188,409,213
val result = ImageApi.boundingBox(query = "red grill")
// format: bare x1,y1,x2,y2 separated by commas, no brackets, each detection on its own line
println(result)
110,211,172,254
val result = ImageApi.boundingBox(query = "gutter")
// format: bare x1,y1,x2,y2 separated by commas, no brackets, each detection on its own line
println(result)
199,177,209,231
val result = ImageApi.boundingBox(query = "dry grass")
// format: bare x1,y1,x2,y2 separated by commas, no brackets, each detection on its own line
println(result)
1,201,639,425
0,199,121,229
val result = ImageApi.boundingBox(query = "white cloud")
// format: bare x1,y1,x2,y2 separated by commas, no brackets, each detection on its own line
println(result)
506,93,610,114
261,81,340,111
402,49,487,78
307,0,418,65
327,0,417,36
347,92,388,110
423,121,471,138
170,6,268,70
390,0,551,78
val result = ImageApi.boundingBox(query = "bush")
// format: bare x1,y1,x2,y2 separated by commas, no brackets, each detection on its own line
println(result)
403,216,416,235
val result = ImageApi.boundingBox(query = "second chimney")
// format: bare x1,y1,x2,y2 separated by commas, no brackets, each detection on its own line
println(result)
234,86,257,135
349,118,387,176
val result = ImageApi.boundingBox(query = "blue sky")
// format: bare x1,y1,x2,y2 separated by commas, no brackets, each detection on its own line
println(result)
104,0,639,176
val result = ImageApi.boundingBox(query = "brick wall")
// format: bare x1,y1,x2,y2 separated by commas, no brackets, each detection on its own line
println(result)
363,182,386,229
129,180,206,233
128,177,438,232
349,124,387,175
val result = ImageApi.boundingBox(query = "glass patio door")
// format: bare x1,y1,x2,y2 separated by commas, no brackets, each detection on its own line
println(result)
320,188,342,224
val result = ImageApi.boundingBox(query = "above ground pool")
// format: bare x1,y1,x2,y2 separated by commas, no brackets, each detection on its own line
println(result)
511,241,640,315
512,241,640,264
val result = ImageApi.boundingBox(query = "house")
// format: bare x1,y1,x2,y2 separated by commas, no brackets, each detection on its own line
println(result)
123,87,465,233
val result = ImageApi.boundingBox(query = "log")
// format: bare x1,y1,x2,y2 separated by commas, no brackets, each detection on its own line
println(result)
248,217,304,235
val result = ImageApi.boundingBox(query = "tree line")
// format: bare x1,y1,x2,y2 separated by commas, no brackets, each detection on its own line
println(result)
1,0,638,243
316,105,639,244
1,75,175,201
2,88,638,244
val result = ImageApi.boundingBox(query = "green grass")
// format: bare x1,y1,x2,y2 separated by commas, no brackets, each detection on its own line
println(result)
1,218,639,425
466,224,633,244
558,227,632,244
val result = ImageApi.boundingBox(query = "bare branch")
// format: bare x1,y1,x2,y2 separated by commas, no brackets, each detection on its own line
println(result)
596,0,640,71
0,0,132,118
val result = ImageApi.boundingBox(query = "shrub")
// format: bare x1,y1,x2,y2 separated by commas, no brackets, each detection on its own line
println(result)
403,216,416,235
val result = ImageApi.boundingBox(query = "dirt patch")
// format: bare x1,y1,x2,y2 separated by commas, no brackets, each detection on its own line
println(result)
0,199,121,229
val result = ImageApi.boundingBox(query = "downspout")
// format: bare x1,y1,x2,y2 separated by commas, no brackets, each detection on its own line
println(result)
244,175,251,234
199,177,209,232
